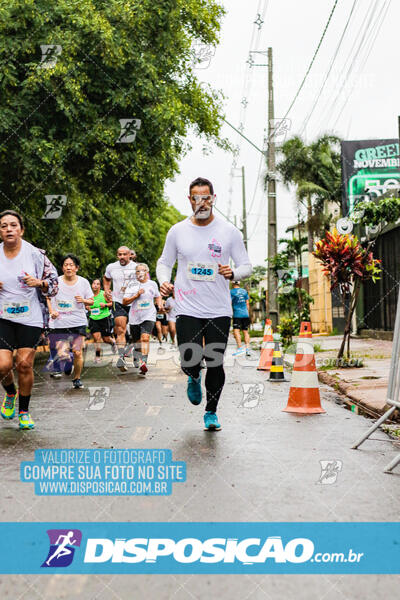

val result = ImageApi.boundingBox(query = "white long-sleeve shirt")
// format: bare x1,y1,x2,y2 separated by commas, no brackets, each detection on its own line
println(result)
156,215,252,319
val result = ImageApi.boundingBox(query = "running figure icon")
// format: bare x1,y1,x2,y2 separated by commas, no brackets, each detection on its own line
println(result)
45,531,77,566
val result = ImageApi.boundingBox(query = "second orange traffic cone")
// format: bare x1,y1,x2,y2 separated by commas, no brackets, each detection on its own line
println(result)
257,320,274,371
283,339,325,414
299,321,312,338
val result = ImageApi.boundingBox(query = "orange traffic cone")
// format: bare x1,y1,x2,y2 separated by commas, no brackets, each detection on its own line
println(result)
257,320,274,371
283,340,325,414
299,321,312,338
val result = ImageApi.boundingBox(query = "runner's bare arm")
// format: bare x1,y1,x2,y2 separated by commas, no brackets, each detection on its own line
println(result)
155,296,163,311
75,295,94,306
122,289,143,305
103,275,112,301
46,297,58,319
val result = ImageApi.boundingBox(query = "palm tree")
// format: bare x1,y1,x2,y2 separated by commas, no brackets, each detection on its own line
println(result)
274,134,342,251
279,235,308,279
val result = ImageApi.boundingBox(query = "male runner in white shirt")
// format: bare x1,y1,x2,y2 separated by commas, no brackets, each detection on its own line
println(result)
157,177,252,431
103,246,138,371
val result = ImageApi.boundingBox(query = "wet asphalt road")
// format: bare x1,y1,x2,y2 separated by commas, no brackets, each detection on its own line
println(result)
1,340,400,598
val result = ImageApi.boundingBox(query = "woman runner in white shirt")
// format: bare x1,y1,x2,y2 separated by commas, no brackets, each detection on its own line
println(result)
0,210,58,430
47,254,93,389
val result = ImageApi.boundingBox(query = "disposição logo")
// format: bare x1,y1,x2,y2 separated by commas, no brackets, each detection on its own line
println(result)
41,529,82,568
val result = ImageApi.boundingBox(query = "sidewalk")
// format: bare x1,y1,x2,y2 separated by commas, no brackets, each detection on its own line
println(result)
312,335,394,418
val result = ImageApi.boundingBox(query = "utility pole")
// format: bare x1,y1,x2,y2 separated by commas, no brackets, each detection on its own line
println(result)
232,167,248,248
241,166,248,250
267,47,279,328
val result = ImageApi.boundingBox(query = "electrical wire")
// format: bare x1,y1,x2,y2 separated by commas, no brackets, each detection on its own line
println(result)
281,0,339,122
332,0,391,130
299,0,358,136
316,0,379,130
226,0,269,219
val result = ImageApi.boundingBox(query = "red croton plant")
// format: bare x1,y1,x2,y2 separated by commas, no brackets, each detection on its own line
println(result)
313,229,381,359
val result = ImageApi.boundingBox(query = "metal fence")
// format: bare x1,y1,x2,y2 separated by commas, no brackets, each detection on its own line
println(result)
362,225,400,331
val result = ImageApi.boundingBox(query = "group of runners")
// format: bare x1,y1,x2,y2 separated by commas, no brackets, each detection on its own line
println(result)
0,176,252,431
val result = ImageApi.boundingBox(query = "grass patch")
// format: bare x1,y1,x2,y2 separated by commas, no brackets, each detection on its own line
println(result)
249,330,265,338
312,343,332,353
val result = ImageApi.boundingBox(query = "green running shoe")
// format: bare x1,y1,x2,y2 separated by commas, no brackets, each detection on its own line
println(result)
1,390,18,420
19,411,35,430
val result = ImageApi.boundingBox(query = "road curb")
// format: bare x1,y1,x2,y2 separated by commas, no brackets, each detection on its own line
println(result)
318,370,398,421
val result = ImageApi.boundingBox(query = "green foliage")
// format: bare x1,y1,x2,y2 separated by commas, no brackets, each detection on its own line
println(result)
0,0,225,276
241,265,267,305
278,288,313,320
354,193,400,228
44,195,185,278
242,265,267,287
269,251,289,278
269,236,313,328
278,316,296,348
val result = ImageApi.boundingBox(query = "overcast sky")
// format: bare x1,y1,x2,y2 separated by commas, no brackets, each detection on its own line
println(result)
165,0,398,267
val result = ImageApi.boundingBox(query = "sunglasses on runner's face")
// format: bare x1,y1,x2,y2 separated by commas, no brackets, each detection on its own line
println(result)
191,194,215,204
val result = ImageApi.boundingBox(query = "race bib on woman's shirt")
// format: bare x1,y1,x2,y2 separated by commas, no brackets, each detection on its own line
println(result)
56,299,74,313
137,300,151,310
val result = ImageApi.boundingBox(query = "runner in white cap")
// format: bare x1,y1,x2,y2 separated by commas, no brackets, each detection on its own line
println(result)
157,177,252,431
123,263,162,374
103,246,138,371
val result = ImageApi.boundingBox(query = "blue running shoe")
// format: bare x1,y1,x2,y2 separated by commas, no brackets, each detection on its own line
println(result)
187,374,202,405
203,411,221,431
232,347,246,357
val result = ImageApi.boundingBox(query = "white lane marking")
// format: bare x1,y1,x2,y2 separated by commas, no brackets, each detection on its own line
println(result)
146,406,162,416
131,426,152,441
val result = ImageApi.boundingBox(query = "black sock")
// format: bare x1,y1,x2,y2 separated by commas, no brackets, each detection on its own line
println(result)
19,394,31,412
4,382,17,396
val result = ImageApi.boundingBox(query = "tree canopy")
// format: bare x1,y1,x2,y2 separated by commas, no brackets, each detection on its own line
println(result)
0,0,226,277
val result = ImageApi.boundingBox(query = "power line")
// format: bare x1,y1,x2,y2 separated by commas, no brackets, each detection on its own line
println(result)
299,0,358,136
317,0,379,130
332,0,391,130
282,0,339,121
223,118,265,155
226,0,269,219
